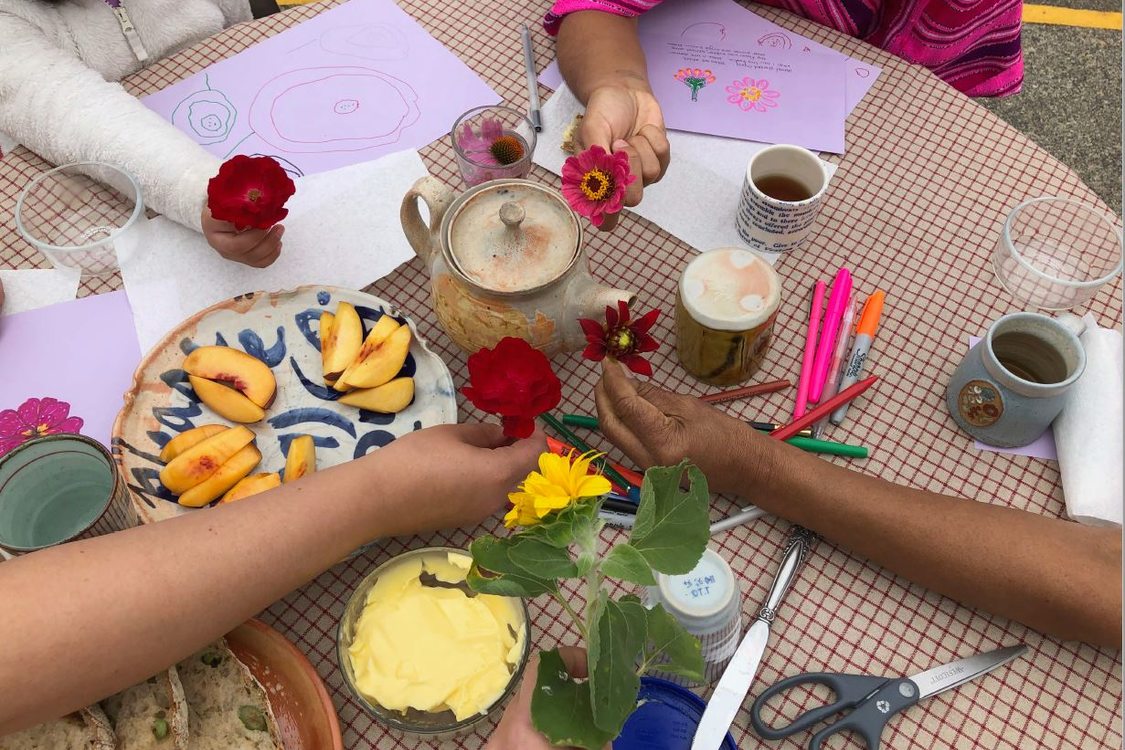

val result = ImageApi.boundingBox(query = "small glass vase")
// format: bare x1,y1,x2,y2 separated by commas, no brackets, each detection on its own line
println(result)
450,105,536,188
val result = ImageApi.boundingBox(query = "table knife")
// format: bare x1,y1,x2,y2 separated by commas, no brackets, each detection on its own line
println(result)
691,527,816,750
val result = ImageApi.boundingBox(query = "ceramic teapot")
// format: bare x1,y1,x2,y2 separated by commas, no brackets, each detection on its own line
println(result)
401,176,636,356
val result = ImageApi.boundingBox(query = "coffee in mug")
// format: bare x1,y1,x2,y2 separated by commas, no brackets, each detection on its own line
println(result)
736,145,829,255
676,247,781,386
946,312,1087,447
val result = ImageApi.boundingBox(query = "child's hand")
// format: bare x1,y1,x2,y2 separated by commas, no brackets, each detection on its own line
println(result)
201,207,284,268
579,84,670,231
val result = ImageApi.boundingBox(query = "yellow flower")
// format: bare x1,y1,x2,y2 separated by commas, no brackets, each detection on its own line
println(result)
503,451,613,528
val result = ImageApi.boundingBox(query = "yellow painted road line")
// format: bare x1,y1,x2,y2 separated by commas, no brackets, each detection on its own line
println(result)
1023,4,1123,30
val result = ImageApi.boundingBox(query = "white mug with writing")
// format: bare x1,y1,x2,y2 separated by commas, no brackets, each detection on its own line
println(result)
735,144,829,255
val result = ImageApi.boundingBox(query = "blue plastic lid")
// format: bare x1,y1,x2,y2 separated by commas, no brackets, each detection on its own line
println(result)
613,676,737,750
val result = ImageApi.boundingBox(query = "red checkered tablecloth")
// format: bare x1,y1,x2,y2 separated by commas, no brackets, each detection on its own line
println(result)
1,1,1120,747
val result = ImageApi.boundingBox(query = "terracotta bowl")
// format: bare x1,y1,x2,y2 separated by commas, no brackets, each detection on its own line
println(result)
227,618,343,750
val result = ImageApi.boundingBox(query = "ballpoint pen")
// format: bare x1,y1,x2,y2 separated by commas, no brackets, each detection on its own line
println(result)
519,24,543,132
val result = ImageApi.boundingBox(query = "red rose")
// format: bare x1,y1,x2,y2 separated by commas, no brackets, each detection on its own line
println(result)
461,337,562,439
206,155,296,230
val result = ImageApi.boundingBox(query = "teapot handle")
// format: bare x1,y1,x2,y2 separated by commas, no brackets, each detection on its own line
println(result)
400,176,455,264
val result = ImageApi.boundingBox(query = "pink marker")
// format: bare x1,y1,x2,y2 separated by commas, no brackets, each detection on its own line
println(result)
808,268,852,403
793,281,826,419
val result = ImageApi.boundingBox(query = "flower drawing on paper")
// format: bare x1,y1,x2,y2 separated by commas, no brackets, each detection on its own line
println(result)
504,450,611,528
171,75,236,146
726,77,781,112
673,67,716,102
579,300,661,376
561,145,635,228
0,397,84,457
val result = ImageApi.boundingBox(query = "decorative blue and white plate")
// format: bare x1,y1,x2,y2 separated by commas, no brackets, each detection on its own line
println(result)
112,286,457,526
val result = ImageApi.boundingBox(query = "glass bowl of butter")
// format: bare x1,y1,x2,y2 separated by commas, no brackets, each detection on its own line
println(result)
337,546,531,737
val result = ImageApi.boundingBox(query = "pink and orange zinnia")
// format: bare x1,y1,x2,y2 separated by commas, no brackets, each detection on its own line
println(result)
561,145,635,228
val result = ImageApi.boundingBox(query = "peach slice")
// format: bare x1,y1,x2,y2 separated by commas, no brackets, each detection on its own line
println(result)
220,473,281,504
339,377,415,413
159,424,227,463
333,315,400,392
319,312,336,382
160,425,255,495
335,321,411,391
183,346,276,409
189,376,267,424
283,435,316,483
322,303,363,385
177,444,262,508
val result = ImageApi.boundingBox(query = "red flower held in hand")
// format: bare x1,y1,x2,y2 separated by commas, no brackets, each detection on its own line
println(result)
579,300,661,376
462,337,562,439
561,145,635,227
207,155,296,230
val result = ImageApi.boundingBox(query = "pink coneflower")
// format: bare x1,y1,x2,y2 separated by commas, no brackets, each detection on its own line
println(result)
560,145,635,228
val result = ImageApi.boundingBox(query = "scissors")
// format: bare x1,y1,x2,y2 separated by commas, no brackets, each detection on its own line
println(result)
750,644,1027,749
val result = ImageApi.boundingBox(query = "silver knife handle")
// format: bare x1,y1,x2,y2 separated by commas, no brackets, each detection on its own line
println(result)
758,526,816,623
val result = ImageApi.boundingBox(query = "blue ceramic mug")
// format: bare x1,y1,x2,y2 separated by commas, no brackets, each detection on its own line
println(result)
946,312,1086,448
0,434,137,556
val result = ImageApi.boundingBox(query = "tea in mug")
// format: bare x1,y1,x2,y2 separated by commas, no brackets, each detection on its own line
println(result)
753,174,814,202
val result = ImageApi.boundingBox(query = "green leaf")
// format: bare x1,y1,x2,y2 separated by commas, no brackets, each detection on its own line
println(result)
588,593,644,734
508,537,579,579
617,595,649,659
522,500,600,548
467,536,557,597
601,543,657,586
531,649,616,750
629,462,710,575
642,603,705,681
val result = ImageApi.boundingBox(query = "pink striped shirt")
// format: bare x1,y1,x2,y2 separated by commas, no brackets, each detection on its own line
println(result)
544,0,1022,97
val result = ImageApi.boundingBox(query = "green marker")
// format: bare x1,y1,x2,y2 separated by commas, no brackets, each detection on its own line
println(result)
783,435,868,458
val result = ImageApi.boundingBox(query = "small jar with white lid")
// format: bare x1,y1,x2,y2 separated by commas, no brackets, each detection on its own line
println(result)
675,246,782,385
643,547,743,685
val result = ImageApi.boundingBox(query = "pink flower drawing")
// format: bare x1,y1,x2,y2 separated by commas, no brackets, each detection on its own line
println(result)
0,397,84,457
726,78,781,112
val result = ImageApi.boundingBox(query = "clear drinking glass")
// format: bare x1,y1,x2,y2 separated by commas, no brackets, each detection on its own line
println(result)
15,162,144,278
450,105,537,187
992,197,1122,310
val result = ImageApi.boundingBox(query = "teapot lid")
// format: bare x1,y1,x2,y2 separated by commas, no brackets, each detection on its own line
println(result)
446,180,581,294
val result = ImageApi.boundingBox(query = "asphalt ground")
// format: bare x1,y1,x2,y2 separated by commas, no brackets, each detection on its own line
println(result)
981,4,1122,216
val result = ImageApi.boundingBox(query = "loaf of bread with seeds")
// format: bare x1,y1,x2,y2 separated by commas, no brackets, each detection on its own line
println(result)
177,639,281,750
0,705,114,750
102,667,188,749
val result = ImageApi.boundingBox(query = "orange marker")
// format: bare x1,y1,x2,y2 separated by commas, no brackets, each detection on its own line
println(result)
829,291,885,425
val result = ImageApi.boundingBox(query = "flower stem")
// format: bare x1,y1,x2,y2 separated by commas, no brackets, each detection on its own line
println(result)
553,590,588,641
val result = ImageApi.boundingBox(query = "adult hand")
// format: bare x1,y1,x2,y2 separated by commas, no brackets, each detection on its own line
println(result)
201,207,284,268
594,361,776,496
485,647,607,750
372,422,544,537
579,85,670,231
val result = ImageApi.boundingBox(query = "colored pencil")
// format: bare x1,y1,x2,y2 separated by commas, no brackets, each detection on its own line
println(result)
700,379,791,404
784,436,868,459
561,414,815,442
769,375,878,441
794,281,826,419
546,435,645,490
539,414,635,493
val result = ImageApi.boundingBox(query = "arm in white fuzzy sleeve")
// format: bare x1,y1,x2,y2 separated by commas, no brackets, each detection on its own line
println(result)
0,13,220,231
